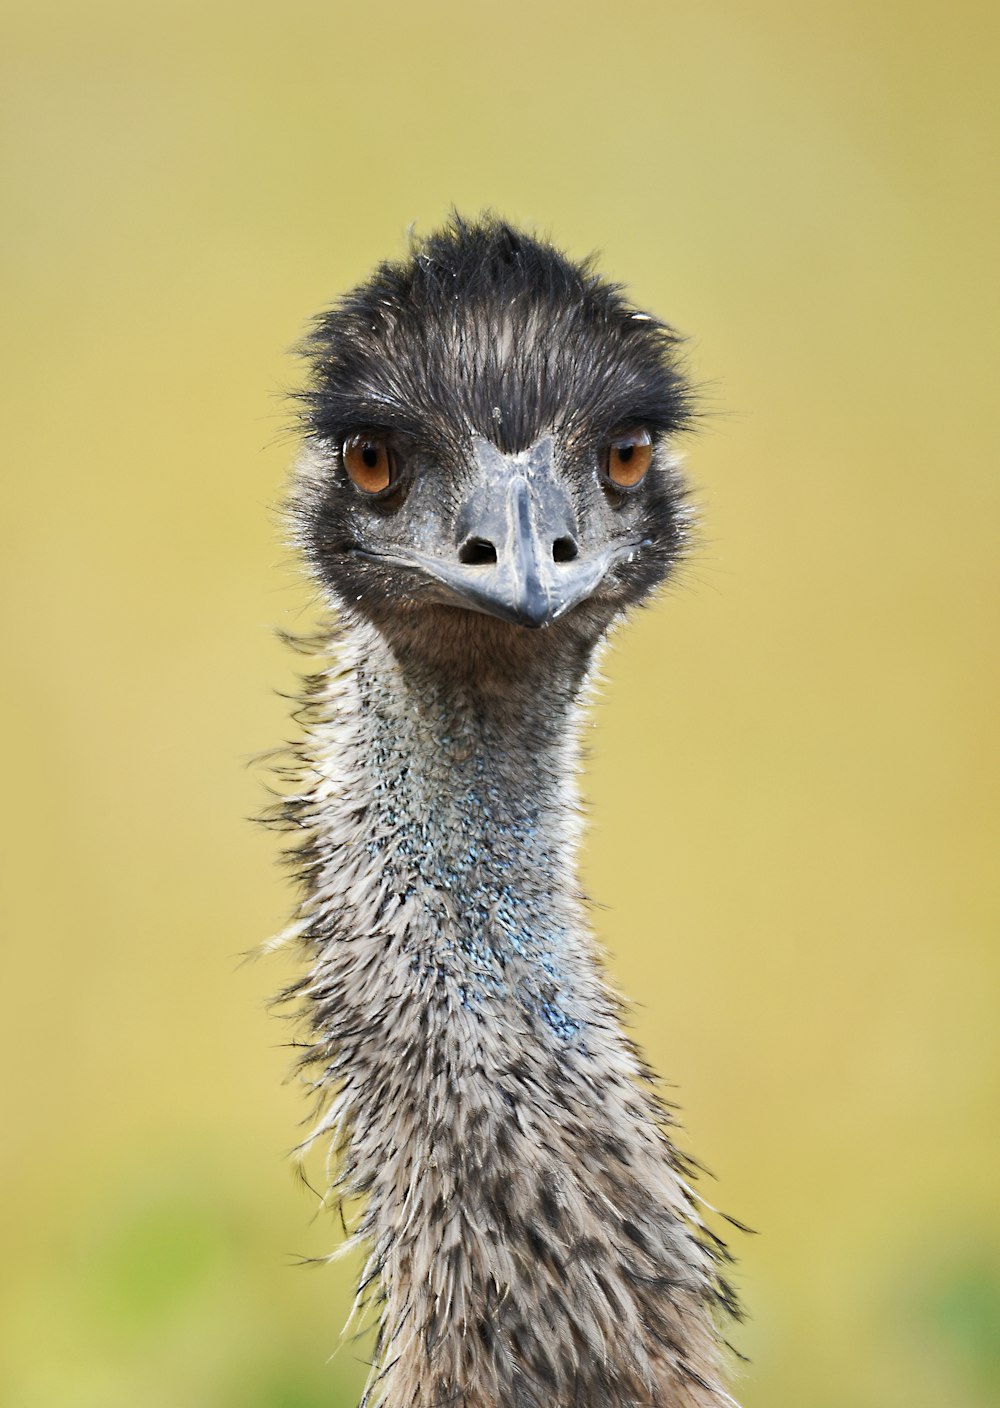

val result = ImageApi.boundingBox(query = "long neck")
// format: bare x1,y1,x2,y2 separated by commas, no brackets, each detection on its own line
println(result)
287,615,733,1408
326,622,597,1045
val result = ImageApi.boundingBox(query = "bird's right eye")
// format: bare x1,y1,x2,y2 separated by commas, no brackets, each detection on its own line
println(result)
343,433,395,495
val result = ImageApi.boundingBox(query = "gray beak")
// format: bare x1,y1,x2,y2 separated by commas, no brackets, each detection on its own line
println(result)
403,435,614,629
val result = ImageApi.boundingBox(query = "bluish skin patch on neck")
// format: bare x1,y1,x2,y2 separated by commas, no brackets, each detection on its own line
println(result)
354,663,584,1043
540,1001,581,1040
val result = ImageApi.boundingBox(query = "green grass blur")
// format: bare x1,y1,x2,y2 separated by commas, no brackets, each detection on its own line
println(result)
2,2,998,1404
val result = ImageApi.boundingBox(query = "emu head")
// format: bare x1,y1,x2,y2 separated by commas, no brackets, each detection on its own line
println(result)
291,217,693,654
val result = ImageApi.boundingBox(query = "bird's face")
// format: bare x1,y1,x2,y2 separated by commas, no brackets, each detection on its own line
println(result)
296,418,684,634
292,220,692,646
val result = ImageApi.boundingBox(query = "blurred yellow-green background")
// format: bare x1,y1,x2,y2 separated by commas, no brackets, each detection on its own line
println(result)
3,2,998,1405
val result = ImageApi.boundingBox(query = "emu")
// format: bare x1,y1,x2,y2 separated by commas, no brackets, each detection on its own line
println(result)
275,216,739,1408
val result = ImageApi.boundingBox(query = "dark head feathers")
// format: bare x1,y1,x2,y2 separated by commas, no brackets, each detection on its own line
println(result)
297,214,694,458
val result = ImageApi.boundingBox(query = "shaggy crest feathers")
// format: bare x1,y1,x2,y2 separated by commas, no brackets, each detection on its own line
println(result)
273,216,740,1408
298,214,694,458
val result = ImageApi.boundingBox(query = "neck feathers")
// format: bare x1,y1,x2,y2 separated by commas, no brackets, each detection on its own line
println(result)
277,612,737,1408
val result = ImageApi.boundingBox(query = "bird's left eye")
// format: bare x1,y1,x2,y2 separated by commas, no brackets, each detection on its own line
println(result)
343,433,395,495
605,428,653,489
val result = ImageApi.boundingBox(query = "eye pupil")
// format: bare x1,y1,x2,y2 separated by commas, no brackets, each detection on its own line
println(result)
618,445,634,462
361,444,378,468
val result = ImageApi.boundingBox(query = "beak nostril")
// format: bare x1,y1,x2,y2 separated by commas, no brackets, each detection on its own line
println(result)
552,537,579,564
459,537,499,566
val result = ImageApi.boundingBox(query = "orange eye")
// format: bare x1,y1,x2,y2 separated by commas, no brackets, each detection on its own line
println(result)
343,433,394,495
606,428,653,488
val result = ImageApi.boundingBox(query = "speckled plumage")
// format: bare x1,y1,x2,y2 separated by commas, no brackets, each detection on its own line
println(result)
272,218,740,1408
